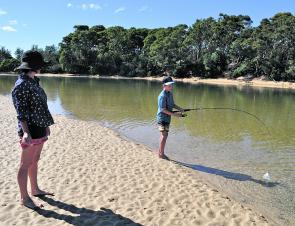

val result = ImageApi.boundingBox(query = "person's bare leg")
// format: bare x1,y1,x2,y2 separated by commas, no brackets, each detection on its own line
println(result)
29,143,54,197
158,131,168,158
18,146,41,209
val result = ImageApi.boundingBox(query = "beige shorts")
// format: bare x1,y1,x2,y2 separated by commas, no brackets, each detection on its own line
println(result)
158,122,170,132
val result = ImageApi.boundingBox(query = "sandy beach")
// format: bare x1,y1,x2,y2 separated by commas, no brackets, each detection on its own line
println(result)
0,95,278,226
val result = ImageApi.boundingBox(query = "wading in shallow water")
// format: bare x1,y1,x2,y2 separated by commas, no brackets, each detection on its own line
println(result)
156,76,185,159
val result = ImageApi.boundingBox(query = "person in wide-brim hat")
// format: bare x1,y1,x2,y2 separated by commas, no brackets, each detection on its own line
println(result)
12,50,55,210
15,50,48,71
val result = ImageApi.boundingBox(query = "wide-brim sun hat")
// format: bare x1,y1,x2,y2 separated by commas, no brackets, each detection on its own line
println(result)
162,76,175,86
15,62,32,70
15,50,47,71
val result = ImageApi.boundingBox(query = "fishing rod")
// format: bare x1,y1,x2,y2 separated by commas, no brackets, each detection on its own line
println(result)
173,107,271,137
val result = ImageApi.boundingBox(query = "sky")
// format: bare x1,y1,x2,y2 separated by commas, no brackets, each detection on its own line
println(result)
0,0,294,55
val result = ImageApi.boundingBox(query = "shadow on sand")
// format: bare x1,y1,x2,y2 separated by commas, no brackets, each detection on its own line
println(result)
170,160,280,188
35,196,142,226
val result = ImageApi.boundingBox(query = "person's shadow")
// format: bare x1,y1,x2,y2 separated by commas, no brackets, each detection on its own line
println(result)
35,196,142,226
170,160,280,187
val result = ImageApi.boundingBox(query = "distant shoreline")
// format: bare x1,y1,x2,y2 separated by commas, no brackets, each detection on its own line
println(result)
2,72,295,90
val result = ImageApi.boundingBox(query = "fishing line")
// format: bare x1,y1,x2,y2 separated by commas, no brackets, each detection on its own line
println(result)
173,107,272,139
174,107,275,182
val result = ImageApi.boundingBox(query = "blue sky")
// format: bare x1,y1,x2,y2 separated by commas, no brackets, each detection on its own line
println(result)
0,0,294,55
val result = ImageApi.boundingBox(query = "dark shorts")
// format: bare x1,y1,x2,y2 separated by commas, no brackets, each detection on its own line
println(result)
18,124,47,139
157,121,170,132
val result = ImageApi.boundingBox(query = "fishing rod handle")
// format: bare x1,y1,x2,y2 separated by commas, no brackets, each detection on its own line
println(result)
172,109,191,113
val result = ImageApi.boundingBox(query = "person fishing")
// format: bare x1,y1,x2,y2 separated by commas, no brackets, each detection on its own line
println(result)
156,76,185,159
12,50,54,210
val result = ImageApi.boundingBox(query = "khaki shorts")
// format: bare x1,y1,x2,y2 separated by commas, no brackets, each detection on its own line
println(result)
158,122,170,132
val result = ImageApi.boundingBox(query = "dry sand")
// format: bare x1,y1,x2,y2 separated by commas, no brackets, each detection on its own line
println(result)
0,95,278,226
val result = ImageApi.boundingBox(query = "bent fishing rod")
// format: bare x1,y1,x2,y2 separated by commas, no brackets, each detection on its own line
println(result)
173,107,271,137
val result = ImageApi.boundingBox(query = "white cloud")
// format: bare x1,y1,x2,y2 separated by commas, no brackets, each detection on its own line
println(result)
0,9,7,15
89,4,101,10
114,7,125,14
8,20,17,25
139,6,148,12
67,3,72,8
79,3,101,10
1,26,16,32
82,4,87,9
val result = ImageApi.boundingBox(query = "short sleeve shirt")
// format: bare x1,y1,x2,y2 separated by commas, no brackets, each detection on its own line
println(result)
156,90,174,124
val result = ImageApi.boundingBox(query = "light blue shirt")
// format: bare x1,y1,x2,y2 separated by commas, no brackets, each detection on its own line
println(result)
156,90,174,124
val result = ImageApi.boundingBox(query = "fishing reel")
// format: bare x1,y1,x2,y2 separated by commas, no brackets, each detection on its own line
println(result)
181,113,187,117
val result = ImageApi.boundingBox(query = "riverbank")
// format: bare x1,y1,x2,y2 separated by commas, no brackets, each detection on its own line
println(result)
95,75,295,90
2,72,295,90
0,95,278,226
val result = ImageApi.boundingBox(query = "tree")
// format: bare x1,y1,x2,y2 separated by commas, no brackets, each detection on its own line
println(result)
43,45,63,73
15,48,24,61
74,25,89,32
0,58,19,72
55,12,295,80
203,51,227,77
0,47,12,61
252,13,295,80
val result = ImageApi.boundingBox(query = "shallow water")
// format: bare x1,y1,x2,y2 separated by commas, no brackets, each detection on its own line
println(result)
1,75,294,225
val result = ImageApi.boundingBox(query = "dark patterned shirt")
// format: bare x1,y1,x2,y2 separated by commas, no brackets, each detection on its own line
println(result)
11,74,54,131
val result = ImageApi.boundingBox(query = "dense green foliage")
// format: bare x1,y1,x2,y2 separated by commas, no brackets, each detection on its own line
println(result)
0,47,19,72
1,13,294,80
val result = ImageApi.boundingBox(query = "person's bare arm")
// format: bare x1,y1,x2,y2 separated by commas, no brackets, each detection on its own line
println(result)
173,104,184,112
162,108,182,117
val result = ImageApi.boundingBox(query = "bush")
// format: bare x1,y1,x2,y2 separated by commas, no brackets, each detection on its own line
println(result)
0,58,20,72
203,51,227,78
119,62,137,77
285,65,295,80
232,63,252,78
45,64,64,74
